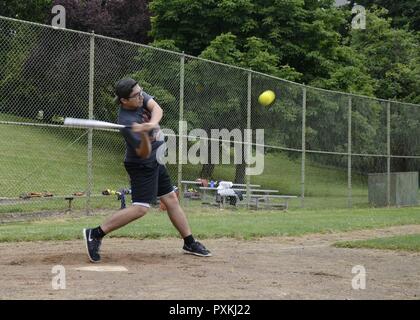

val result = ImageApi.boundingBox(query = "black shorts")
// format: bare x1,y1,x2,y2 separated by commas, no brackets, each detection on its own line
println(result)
124,162,174,205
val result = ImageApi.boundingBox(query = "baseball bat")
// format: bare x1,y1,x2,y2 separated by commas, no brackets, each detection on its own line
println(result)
64,117,131,130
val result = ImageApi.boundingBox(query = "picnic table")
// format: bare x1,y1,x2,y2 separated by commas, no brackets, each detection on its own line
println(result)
199,187,297,210
180,180,261,203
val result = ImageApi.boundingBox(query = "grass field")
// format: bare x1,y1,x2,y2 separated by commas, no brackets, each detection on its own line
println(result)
0,113,128,198
1,206,420,243
334,234,420,252
0,195,123,214
0,113,379,213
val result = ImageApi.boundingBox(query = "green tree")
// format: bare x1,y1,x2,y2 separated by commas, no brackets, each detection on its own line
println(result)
150,0,350,84
0,0,52,22
346,7,420,172
149,0,255,56
349,7,420,103
310,46,376,96
200,33,302,81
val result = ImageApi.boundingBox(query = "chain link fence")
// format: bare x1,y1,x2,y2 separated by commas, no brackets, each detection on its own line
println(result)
1,15,420,213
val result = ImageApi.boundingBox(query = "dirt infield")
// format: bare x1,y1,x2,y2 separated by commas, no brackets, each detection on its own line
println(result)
1,225,419,300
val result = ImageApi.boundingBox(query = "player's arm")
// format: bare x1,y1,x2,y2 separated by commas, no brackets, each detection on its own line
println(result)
120,123,152,159
127,98,162,158
128,123,152,159
144,98,163,128
136,132,151,159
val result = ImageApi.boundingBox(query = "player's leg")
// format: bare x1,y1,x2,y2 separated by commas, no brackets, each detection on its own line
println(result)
157,165,212,257
160,191,191,237
83,162,158,262
100,203,149,234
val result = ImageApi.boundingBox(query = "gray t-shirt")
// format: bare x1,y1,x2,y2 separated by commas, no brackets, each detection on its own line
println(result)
117,92,164,164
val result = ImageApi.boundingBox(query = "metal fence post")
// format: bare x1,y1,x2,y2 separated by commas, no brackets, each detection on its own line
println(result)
246,71,252,209
86,31,95,215
387,100,391,207
301,86,306,208
178,52,185,204
348,96,352,208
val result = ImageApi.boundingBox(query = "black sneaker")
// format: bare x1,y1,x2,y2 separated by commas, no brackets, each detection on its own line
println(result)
83,228,102,263
183,241,212,257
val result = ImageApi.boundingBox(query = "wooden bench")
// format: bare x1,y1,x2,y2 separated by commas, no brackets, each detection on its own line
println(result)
232,183,261,188
241,194,298,210
64,197,75,211
0,194,97,212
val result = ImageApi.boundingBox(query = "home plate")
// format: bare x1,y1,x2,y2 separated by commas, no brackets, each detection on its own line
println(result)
75,266,128,272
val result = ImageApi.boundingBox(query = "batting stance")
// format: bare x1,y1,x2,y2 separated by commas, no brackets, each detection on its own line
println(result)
83,78,211,262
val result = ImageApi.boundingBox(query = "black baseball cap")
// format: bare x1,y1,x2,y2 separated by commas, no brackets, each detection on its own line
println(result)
114,78,138,100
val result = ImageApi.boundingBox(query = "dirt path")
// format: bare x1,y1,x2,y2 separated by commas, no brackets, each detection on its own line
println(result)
1,225,419,300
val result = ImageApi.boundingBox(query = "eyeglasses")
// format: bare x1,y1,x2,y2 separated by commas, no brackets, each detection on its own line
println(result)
128,88,143,99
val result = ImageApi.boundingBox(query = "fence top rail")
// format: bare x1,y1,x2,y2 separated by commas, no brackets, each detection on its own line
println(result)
1,15,419,108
